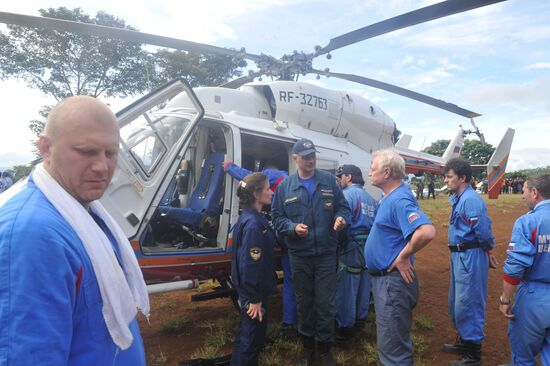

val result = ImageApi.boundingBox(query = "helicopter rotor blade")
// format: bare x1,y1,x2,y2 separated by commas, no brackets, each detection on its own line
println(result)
313,69,481,118
220,75,256,89
0,11,262,63
317,0,506,56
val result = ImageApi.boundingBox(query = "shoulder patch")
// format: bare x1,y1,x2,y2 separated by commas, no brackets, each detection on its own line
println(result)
407,212,420,223
249,247,262,261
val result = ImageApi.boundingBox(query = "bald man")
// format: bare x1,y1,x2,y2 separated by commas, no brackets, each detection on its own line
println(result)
0,96,149,366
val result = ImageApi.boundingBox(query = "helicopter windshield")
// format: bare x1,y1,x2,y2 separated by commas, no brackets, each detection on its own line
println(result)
120,110,194,177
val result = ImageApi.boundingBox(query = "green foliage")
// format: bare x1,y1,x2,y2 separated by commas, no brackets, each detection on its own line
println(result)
1,7,246,157
422,138,495,166
422,139,450,157
0,7,152,100
11,164,33,182
505,166,550,178
460,139,495,165
413,314,435,330
159,302,175,311
152,50,246,87
158,316,190,334
152,351,168,366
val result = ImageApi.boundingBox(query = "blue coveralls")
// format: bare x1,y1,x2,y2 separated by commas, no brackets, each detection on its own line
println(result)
0,179,145,366
503,199,550,366
336,183,376,329
225,163,296,325
231,208,277,366
448,186,494,343
364,182,431,366
272,169,350,343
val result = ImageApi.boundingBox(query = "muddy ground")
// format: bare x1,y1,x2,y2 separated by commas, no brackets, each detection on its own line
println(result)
139,194,528,365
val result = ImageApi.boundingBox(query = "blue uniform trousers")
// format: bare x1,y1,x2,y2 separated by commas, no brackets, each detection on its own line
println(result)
448,248,488,342
231,298,268,366
281,248,297,325
289,253,336,343
372,271,419,366
336,239,371,328
508,281,550,366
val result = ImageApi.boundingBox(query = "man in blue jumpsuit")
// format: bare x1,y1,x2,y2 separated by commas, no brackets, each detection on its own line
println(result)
223,159,297,338
442,158,497,366
0,96,148,366
365,150,435,366
272,138,350,366
499,174,550,366
334,164,377,344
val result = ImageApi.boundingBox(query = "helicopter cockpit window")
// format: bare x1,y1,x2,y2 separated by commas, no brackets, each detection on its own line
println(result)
120,112,192,177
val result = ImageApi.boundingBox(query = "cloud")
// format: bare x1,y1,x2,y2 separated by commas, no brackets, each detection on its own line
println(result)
526,63,550,70
464,77,550,111
508,148,550,172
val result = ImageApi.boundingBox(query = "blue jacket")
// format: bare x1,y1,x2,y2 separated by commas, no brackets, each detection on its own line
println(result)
231,208,277,303
272,169,351,257
343,184,377,236
504,200,550,284
448,186,494,250
0,179,145,366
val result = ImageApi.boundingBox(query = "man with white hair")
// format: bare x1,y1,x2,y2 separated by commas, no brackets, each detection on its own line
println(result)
0,96,149,365
365,150,435,366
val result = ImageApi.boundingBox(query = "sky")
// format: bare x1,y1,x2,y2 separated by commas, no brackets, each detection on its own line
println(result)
1,0,549,172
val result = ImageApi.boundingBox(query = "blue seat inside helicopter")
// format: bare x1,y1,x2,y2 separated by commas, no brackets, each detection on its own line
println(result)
158,151,225,231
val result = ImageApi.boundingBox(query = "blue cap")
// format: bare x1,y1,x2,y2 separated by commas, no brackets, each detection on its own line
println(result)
336,164,362,178
292,138,318,156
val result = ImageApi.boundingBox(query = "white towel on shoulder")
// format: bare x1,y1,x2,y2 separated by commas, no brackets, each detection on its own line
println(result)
31,163,150,350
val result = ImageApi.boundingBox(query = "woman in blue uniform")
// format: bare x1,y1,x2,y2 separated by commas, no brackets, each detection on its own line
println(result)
231,173,277,366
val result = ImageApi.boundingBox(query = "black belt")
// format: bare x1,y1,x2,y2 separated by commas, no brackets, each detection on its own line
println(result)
448,242,481,252
368,268,393,277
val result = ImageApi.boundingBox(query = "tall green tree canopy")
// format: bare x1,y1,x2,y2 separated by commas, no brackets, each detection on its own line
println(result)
422,138,495,165
422,139,450,157
460,139,495,165
1,7,247,158
0,7,152,100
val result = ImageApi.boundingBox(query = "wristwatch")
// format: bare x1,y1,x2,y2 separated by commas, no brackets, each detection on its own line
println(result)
499,295,512,305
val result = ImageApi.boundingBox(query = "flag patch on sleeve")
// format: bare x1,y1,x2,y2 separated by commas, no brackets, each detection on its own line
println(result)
408,212,420,223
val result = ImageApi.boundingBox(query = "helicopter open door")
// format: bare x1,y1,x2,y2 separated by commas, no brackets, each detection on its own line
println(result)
99,79,205,240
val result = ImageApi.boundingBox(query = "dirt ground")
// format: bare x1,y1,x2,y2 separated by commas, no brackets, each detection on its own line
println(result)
139,194,528,366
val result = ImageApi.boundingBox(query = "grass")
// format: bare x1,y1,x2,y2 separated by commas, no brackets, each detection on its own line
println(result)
159,302,174,311
185,303,200,312
189,345,220,360
412,334,428,357
413,314,436,330
158,316,190,334
151,350,168,366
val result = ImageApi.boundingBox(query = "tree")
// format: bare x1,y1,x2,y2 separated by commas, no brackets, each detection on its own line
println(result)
0,7,154,100
1,7,246,158
460,140,495,165
422,139,450,157
153,50,246,87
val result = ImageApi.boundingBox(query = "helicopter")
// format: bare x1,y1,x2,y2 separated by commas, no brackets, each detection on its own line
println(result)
0,0,514,299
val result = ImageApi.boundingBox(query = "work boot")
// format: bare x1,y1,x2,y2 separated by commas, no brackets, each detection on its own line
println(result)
297,335,315,366
448,341,482,366
277,322,298,339
318,342,337,366
443,336,468,355
333,327,353,347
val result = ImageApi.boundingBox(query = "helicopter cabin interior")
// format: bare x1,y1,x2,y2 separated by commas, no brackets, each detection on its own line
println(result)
140,120,294,253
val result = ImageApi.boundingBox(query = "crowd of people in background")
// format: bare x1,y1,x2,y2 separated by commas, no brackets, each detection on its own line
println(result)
501,177,526,194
